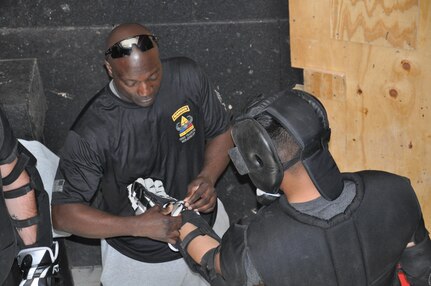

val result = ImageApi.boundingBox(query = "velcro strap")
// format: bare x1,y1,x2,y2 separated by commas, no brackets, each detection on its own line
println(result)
200,246,220,281
181,228,205,250
3,183,32,199
12,215,39,228
2,153,29,185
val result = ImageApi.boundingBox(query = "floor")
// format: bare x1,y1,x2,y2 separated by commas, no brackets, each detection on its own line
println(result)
71,266,102,286
58,237,102,286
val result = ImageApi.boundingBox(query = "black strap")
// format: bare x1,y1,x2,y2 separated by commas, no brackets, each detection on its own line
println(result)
3,183,32,199
11,215,39,228
181,228,205,250
200,246,220,281
2,153,29,185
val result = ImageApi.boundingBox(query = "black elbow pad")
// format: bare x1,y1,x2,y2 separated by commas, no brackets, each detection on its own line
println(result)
400,219,431,285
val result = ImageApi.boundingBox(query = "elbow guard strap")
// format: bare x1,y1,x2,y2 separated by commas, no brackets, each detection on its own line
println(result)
200,245,221,282
12,215,40,229
3,183,33,199
2,153,29,186
179,210,221,247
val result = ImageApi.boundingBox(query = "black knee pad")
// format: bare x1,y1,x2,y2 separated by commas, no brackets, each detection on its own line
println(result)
400,218,431,285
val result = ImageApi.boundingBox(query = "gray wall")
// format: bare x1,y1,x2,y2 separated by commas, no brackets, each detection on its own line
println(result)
0,0,302,222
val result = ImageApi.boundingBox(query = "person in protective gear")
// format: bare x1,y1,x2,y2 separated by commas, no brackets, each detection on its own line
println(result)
0,108,59,286
176,88,431,286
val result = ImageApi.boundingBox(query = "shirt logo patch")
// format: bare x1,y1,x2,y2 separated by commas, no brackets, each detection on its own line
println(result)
172,105,196,143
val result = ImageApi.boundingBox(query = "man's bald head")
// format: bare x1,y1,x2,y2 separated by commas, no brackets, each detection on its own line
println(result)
106,23,152,50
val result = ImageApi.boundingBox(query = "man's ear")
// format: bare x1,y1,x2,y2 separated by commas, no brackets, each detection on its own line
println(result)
105,60,113,78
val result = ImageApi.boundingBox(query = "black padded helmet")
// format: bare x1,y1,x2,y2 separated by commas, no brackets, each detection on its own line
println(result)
229,89,343,201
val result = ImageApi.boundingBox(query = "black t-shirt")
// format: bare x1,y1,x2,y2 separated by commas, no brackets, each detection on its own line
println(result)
0,108,18,284
52,57,230,262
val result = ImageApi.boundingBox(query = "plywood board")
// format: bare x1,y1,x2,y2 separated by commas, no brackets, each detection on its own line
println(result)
331,0,419,49
289,0,431,228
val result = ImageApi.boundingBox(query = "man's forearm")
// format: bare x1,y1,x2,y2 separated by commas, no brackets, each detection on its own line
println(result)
52,203,182,243
1,158,38,245
52,203,138,238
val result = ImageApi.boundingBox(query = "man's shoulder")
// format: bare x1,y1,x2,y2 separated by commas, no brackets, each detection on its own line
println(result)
70,85,117,137
162,57,200,73
352,170,411,186
162,56,197,66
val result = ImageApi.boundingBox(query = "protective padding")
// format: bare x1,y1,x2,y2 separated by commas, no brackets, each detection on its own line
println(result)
266,92,327,152
230,89,343,200
266,90,342,200
400,220,431,285
15,143,53,248
230,118,284,194
178,210,222,283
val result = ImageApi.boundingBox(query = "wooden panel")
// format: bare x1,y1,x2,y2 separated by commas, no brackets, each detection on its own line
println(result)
303,70,347,161
289,0,431,228
331,0,419,49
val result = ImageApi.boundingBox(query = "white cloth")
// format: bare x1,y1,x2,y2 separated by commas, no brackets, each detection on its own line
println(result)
18,139,70,238
100,199,230,286
18,139,59,200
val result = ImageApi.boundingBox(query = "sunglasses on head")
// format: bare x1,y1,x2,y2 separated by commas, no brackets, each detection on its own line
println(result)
105,34,158,59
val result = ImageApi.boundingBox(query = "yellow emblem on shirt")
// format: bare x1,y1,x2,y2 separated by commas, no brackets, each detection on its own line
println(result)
172,105,196,143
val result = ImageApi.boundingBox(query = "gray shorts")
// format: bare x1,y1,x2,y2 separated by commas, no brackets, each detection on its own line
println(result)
100,199,230,286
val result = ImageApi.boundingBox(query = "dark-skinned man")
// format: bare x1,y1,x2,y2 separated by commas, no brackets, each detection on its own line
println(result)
51,23,232,286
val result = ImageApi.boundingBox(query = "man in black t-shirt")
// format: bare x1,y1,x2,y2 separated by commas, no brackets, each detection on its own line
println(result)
51,23,232,285
0,108,58,285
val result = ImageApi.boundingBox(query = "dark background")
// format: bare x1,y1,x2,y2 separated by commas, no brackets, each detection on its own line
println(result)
0,0,302,273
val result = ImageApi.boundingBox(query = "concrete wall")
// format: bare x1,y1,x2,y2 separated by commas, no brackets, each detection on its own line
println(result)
0,0,302,152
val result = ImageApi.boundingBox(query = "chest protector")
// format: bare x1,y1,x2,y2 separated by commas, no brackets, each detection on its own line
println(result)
246,171,422,286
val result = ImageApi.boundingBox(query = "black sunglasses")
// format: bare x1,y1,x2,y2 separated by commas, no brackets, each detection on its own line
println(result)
105,34,158,59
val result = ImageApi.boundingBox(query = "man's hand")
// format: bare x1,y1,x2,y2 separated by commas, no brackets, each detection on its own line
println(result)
132,205,182,245
184,176,217,213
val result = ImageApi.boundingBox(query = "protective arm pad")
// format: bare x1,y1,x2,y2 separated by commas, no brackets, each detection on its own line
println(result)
11,142,53,249
178,210,224,283
16,241,59,286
